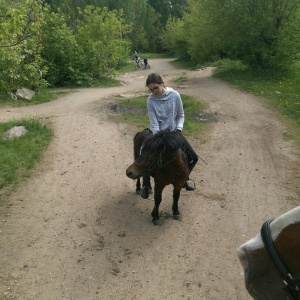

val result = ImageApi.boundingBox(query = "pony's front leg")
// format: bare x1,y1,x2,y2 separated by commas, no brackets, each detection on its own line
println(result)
141,174,153,199
151,185,163,225
135,178,142,194
172,189,181,220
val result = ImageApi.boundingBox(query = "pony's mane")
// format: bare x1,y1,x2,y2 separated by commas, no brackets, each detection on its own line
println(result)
143,130,184,152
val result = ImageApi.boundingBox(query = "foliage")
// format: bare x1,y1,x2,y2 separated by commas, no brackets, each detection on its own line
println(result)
142,5,165,52
126,0,148,52
3,0,300,92
75,6,132,83
164,0,300,69
40,11,79,86
147,0,188,25
164,16,190,60
125,1,166,53
0,0,48,93
170,0,188,19
0,0,190,91
0,119,53,193
40,6,132,87
139,53,173,59
147,0,172,25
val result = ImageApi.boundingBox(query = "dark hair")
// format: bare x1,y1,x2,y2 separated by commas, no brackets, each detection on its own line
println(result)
146,73,163,86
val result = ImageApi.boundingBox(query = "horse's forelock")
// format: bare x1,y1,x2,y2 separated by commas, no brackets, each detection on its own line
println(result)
143,135,162,152
143,131,182,152
163,132,183,151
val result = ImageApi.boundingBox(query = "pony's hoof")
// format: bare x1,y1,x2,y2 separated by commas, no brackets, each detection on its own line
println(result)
141,186,152,199
152,219,162,225
136,189,142,195
173,214,181,221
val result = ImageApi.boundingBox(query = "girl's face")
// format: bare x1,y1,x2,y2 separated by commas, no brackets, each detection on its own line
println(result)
147,83,164,96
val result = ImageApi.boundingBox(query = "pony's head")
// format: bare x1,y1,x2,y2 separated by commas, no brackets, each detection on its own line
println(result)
127,130,184,179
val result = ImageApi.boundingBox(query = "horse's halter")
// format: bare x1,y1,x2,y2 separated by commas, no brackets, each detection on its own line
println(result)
261,220,300,300
134,145,178,176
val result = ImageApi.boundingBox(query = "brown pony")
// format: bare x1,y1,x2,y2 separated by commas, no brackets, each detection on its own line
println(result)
126,130,190,225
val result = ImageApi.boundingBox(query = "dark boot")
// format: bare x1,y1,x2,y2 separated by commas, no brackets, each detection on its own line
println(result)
185,179,196,191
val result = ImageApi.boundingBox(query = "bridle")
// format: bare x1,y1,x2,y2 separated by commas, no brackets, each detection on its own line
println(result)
134,146,179,176
261,220,300,300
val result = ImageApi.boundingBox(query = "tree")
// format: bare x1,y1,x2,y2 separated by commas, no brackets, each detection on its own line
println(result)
0,0,47,93
125,0,148,53
147,0,172,25
170,0,188,19
143,4,166,52
165,0,300,68
40,11,79,86
75,6,131,83
164,16,190,59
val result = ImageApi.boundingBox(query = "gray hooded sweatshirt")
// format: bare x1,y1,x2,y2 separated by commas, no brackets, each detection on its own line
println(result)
147,87,184,135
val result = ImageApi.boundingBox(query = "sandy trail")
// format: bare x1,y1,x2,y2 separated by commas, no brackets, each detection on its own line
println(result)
0,59,299,300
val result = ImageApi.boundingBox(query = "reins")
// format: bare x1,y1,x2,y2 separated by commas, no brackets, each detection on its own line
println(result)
147,149,179,175
261,220,300,300
135,147,180,176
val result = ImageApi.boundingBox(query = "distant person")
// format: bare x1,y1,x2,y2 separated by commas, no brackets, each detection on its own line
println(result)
136,58,141,69
134,51,138,63
143,58,148,69
145,73,198,191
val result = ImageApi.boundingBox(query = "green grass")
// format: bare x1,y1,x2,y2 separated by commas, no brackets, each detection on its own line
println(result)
171,59,198,70
181,94,207,135
0,77,122,107
116,61,137,74
117,94,206,136
0,119,53,198
117,96,152,130
0,89,72,107
212,59,300,144
92,77,121,87
173,75,188,85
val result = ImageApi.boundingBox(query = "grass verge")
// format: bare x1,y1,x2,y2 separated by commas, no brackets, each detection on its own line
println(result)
0,119,53,201
211,59,300,145
0,76,121,107
0,89,72,107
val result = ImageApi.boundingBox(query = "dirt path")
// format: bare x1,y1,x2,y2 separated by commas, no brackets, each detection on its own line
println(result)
0,59,299,300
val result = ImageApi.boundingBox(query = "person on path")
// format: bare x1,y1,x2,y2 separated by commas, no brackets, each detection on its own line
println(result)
134,51,138,63
145,73,198,191
143,58,148,69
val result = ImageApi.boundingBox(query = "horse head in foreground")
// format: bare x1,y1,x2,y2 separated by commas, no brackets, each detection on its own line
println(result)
237,206,300,300
126,130,190,225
